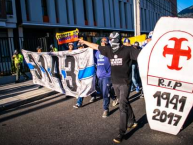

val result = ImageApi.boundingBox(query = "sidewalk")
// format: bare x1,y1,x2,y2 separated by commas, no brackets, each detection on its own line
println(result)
0,72,31,85
0,80,58,111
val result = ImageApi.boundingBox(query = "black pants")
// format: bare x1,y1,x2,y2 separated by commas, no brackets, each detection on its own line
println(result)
16,64,28,81
113,84,136,135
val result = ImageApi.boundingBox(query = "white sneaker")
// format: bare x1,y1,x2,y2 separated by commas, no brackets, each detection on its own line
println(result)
112,98,119,107
73,104,82,108
89,97,96,102
102,110,109,118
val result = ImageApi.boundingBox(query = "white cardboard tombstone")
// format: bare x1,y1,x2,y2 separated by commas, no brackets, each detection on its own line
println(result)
138,17,193,135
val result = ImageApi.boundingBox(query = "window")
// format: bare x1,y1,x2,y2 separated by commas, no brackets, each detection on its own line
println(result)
41,0,48,16
25,0,29,21
112,0,115,27
0,0,6,18
108,0,112,27
54,0,59,23
0,1,2,16
92,0,97,26
83,0,88,25
5,0,13,15
66,0,69,24
72,0,76,24
124,2,127,29
41,0,49,22
144,9,147,30
119,1,122,28
141,8,143,30
102,0,106,27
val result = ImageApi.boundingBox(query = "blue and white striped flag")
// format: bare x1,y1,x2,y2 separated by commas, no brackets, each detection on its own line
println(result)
22,48,95,98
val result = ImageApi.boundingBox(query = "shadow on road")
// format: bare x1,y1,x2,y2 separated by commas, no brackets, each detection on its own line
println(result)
0,84,36,94
0,88,39,100
81,97,103,108
129,91,142,103
124,114,148,140
0,94,72,123
181,107,193,131
109,107,119,116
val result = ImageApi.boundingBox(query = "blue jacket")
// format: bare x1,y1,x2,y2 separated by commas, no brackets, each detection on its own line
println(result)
95,51,111,78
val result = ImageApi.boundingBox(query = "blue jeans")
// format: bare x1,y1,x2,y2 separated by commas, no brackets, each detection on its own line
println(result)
131,63,139,88
98,77,113,110
77,93,96,106
77,97,84,106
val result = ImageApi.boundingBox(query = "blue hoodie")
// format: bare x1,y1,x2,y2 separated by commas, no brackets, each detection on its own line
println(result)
95,51,111,78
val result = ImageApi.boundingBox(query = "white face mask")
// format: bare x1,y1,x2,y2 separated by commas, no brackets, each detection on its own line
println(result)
109,40,112,45
109,32,120,52
110,41,120,53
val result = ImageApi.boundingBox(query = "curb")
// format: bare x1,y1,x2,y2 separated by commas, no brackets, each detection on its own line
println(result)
0,91,58,112
0,72,32,85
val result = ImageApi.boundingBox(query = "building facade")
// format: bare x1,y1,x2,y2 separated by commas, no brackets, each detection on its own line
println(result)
17,0,177,36
0,0,177,75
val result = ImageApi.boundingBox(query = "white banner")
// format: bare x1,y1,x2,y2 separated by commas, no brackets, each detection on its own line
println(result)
138,17,193,135
22,48,95,98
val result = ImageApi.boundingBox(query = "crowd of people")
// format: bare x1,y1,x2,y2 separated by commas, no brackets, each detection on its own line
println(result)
12,31,152,143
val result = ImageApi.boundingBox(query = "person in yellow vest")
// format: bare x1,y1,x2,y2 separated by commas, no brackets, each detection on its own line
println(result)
12,50,29,83
50,44,58,52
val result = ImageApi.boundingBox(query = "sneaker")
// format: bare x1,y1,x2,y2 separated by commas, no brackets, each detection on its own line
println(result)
112,98,119,107
73,104,82,109
102,110,109,118
136,86,140,92
113,134,124,143
127,122,138,131
89,97,96,102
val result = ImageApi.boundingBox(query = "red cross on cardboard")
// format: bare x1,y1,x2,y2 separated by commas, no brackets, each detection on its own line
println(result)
138,17,193,135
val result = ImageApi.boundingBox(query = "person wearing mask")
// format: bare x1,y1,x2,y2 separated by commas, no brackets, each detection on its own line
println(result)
78,32,140,143
50,44,58,52
12,50,29,83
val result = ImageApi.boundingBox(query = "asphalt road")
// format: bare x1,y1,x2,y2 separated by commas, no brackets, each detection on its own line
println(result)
0,92,193,145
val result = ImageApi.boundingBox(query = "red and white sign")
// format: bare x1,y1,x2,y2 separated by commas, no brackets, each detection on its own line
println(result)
138,17,193,135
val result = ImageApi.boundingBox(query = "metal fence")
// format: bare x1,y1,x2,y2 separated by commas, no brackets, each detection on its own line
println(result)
0,37,16,76
0,36,103,76
0,36,58,76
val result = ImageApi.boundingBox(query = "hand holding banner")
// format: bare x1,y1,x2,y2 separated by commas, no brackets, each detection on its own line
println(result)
22,48,95,98
138,17,193,135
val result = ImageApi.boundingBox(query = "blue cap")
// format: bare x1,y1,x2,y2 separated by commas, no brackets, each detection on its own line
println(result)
123,38,130,43
148,31,153,39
